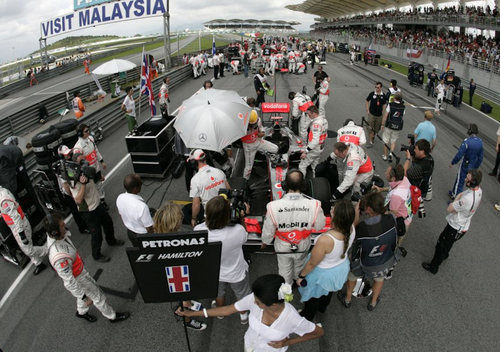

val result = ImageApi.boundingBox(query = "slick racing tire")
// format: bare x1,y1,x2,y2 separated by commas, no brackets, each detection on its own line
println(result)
53,119,78,148
31,128,62,159
305,177,331,215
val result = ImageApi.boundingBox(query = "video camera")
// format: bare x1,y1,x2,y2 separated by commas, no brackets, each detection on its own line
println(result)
54,159,96,186
218,188,247,224
351,175,385,203
400,134,416,155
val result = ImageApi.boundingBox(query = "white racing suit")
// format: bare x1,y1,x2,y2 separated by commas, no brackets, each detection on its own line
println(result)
268,54,277,76
287,51,296,73
262,193,326,284
241,119,278,180
231,60,240,74
291,93,314,140
199,54,207,75
318,79,330,117
158,82,169,117
0,186,47,265
332,144,373,195
337,121,366,146
48,231,116,319
73,136,105,198
189,56,199,78
299,115,328,177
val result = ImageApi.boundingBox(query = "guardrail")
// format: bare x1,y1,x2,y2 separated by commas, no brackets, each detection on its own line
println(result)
0,38,161,99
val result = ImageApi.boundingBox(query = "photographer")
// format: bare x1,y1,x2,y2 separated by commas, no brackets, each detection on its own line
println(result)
194,196,250,324
373,164,412,246
188,150,230,228
261,170,326,285
337,192,399,311
44,213,130,323
69,153,124,262
404,139,434,200
422,170,482,275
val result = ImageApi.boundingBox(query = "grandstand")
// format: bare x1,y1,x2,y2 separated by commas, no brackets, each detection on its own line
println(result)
204,19,300,33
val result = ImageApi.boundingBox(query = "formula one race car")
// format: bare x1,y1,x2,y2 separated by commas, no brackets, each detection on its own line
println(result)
228,102,335,253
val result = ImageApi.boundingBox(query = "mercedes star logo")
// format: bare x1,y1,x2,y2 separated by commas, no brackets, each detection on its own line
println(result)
198,133,207,142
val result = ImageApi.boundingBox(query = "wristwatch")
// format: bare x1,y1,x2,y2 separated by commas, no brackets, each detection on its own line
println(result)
298,273,306,279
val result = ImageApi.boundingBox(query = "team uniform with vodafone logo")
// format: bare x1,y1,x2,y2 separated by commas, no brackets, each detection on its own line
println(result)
189,165,227,206
288,51,296,73
48,230,116,319
299,115,328,177
332,144,373,195
317,78,330,116
0,186,47,266
291,93,314,140
262,193,326,284
189,55,199,78
337,121,366,146
241,118,278,180
73,135,104,173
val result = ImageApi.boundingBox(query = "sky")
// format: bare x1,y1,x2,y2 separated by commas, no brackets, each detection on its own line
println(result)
0,0,317,64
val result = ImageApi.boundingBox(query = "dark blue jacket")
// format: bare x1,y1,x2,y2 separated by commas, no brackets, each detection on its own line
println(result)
452,136,483,169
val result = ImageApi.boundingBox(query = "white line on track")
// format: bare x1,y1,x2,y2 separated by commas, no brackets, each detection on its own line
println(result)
0,76,214,313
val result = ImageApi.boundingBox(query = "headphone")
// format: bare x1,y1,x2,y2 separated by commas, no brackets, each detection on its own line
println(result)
77,124,88,138
281,169,305,193
467,123,478,136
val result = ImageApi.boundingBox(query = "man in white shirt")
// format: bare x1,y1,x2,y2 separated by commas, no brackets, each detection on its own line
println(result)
116,174,154,247
188,149,230,227
121,87,138,133
422,169,482,274
435,79,446,116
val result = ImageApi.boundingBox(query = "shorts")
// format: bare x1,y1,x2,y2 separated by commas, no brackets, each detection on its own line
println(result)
348,271,384,282
382,128,400,145
217,272,251,300
368,113,382,133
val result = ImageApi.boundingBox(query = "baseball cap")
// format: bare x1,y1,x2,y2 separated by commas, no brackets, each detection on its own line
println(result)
187,149,205,161
58,145,72,156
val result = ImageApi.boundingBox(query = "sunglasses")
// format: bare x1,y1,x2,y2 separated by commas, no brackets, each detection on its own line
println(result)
83,129,90,133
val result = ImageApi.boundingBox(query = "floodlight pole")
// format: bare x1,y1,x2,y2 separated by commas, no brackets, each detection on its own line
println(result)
163,0,171,69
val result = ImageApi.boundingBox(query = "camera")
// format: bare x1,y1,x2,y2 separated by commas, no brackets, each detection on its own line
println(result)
54,159,96,186
351,175,385,203
400,134,416,155
218,188,247,224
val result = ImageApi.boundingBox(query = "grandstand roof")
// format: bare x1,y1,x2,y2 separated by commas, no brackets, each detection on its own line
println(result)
286,0,453,18
204,19,300,26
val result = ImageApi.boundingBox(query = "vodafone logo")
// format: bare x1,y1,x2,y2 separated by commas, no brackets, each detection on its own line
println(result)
210,176,215,181
275,183,282,189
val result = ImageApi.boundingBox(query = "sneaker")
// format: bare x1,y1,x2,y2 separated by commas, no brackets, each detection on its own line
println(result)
367,297,380,311
388,154,393,162
186,319,207,331
212,300,224,319
75,312,97,322
33,263,47,275
488,171,497,176
94,255,111,263
385,269,393,280
336,291,351,308
495,203,500,212
381,154,387,161
109,312,130,323
240,312,249,325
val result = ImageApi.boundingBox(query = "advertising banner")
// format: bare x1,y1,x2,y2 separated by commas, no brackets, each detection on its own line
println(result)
41,0,167,39
74,0,115,11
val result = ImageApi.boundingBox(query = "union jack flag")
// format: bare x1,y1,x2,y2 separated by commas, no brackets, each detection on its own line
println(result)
141,53,156,116
165,265,190,293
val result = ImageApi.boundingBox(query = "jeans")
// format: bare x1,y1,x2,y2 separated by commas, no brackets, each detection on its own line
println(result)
243,64,249,78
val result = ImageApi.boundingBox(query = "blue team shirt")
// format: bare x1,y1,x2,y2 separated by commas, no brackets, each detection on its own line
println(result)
414,121,436,143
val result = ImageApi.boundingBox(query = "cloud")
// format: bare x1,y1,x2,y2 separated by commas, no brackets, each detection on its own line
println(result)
0,0,314,63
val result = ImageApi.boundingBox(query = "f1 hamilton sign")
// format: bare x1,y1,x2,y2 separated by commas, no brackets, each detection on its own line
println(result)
41,0,167,39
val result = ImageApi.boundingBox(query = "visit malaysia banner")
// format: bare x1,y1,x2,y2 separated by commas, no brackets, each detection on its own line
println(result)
41,0,167,39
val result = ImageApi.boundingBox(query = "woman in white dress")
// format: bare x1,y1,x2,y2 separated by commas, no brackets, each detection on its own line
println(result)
177,274,324,351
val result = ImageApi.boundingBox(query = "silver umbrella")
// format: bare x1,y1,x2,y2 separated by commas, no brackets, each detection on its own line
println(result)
174,89,251,151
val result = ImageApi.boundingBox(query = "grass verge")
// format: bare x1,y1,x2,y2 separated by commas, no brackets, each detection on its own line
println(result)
379,58,500,121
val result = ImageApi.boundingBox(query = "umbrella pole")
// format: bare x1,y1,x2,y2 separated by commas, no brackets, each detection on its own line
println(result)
138,46,144,125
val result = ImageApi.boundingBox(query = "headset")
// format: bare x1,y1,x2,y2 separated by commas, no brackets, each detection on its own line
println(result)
467,123,478,136
281,169,305,193
77,124,89,138
343,118,354,127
